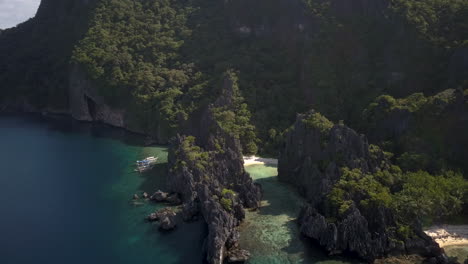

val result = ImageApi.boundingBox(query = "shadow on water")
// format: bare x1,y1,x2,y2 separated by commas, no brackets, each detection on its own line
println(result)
254,176,305,217
263,163,278,168
138,163,169,192
146,219,208,264
0,113,154,146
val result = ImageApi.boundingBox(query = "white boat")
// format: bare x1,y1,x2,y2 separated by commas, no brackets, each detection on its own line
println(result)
135,156,158,172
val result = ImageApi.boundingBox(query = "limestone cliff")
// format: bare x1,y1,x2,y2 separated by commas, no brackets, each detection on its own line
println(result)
160,75,261,264
278,110,449,263
0,0,97,110
278,110,389,204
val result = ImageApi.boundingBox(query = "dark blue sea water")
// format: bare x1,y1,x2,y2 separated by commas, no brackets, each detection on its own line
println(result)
0,114,205,264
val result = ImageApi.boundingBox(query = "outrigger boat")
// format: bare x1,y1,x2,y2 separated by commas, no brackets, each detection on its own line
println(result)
135,156,158,172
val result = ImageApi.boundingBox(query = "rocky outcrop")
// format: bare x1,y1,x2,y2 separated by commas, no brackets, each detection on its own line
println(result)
69,65,125,126
279,110,389,205
149,190,182,205
299,204,447,263
151,75,261,264
278,110,449,263
147,208,178,230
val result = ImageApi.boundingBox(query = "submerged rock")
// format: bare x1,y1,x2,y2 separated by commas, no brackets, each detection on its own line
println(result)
147,208,176,222
166,193,182,205
150,190,168,202
149,191,181,205
226,248,250,263
159,215,177,230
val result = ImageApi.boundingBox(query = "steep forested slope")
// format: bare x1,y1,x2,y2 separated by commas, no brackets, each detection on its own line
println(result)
1,0,467,156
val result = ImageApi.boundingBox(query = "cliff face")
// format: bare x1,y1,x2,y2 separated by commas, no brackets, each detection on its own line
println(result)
0,0,97,110
278,111,448,263
163,75,261,264
278,110,389,204
2,0,467,151
298,204,446,263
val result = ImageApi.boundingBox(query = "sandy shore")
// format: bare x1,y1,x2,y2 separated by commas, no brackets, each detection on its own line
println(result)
424,225,468,247
243,156,278,166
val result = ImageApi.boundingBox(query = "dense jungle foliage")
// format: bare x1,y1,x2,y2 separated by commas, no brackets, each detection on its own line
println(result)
1,0,467,156
363,88,468,174
69,0,467,155
326,167,468,229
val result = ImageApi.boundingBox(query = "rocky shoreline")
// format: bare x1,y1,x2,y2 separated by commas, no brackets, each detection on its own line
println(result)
425,225,468,248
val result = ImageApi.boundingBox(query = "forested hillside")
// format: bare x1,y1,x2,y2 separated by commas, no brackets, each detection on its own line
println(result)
1,1,468,262
1,0,467,156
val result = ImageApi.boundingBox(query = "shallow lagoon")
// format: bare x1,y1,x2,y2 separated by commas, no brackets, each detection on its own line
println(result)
241,164,354,264
445,245,468,263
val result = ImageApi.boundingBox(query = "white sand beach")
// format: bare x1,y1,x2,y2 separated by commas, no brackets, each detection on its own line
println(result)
243,156,278,166
425,225,468,247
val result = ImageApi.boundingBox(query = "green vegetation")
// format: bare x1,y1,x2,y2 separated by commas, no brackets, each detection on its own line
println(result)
326,167,468,226
363,89,468,174
391,0,468,48
394,170,467,223
219,188,236,211
1,0,467,159
211,71,258,154
221,188,236,197
396,152,430,172
302,112,334,133
69,0,454,155
174,136,209,171
220,197,233,211
327,168,394,217
71,0,206,134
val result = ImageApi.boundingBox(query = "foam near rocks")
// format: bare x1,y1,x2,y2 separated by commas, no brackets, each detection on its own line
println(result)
243,156,278,166
425,225,468,247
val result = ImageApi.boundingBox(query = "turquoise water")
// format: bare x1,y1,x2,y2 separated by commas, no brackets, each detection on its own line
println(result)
242,164,355,264
0,114,360,264
0,115,205,264
445,245,468,262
